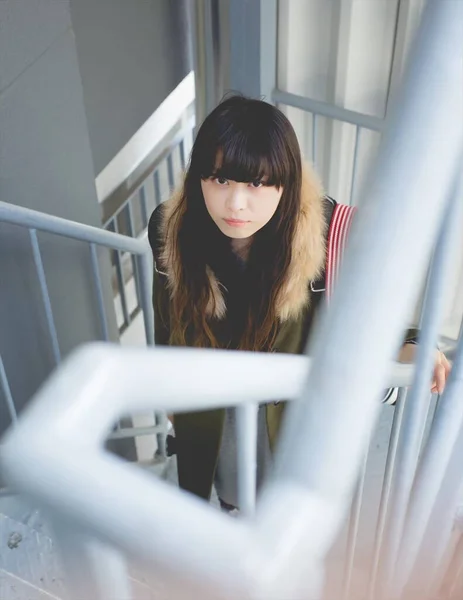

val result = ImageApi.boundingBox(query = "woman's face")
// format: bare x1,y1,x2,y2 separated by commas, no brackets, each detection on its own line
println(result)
201,176,284,240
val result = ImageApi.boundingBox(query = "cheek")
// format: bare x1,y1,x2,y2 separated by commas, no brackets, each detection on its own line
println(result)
255,189,283,221
201,183,219,215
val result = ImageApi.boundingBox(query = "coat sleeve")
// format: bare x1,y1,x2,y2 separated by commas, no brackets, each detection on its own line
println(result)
148,206,171,346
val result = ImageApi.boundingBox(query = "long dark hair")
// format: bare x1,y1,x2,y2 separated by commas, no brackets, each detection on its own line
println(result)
168,95,303,350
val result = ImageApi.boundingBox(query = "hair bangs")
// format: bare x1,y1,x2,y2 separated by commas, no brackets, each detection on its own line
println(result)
200,131,289,188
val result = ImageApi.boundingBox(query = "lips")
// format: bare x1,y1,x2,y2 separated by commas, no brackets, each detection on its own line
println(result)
224,218,249,227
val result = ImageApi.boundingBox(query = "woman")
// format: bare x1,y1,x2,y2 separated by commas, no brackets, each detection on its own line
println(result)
148,95,450,511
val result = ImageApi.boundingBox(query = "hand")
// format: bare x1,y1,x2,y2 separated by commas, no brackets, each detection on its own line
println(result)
431,351,451,394
399,344,451,394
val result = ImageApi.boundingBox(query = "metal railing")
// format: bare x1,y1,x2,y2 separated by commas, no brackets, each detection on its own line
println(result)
1,2,462,599
0,200,168,456
273,89,380,207
103,117,195,334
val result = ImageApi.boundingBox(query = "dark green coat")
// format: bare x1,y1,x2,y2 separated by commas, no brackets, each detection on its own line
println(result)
148,190,417,501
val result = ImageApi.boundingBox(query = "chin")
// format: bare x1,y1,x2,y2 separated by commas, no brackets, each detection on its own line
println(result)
220,226,255,239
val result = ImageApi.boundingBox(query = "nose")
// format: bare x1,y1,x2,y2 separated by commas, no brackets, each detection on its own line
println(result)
226,184,247,213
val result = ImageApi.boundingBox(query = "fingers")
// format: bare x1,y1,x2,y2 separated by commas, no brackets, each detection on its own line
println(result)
431,352,451,395
433,362,447,395
441,354,452,379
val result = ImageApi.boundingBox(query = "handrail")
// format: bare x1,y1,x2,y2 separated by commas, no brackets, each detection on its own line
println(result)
272,89,385,132
0,345,416,446
0,201,147,255
0,344,415,598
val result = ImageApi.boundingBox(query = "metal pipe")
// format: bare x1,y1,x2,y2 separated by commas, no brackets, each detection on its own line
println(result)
154,411,168,461
136,249,155,347
139,186,148,230
312,113,318,168
167,154,175,191
393,331,463,597
258,2,463,590
406,415,463,599
0,350,420,599
179,140,186,171
350,127,362,206
111,219,131,329
126,203,142,306
153,170,161,207
108,425,163,441
0,355,17,425
368,389,408,600
382,169,463,597
236,403,259,517
0,201,145,255
190,0,222,127
30,229,61,365
342,439,369,600
273,89,384,132
89,243,109,342
113,252,130,329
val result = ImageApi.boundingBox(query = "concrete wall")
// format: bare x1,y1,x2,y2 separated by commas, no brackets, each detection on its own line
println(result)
70,0,193,175
0,0,118,438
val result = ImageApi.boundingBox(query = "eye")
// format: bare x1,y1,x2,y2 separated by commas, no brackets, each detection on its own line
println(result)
215,177,229,186
250,180,263,189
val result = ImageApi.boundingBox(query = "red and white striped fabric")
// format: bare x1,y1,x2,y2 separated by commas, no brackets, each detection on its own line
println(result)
324,203,397,405
325,204,357,298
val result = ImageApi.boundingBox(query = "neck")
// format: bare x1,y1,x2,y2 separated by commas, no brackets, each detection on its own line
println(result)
230,236,252,261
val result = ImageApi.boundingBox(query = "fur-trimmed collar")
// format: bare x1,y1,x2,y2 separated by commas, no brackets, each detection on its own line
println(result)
159,164,327,322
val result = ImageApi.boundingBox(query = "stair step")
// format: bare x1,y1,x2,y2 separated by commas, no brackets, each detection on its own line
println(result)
0,513,68,600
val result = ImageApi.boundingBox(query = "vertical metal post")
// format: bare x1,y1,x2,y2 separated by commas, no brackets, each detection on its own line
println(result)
89,243,109,342
393,331,463,597
228,0,277,101
0,355,17,426
154,411,168,461
262,2,463,593
29,229,61,364
190,0,219,126
236,403,259,517
179,139,186,171
382,169,463,597
350,126,362,206
110,219,130,329
167,154,175,192
368,389,408,600
136,244,165,459
136,249,154,347
125,204,142,308
139,185,148,230
312,113,318,168
153,170,161,207
342,440,369,600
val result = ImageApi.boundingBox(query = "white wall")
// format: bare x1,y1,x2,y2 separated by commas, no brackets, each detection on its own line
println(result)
70,0,193,176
